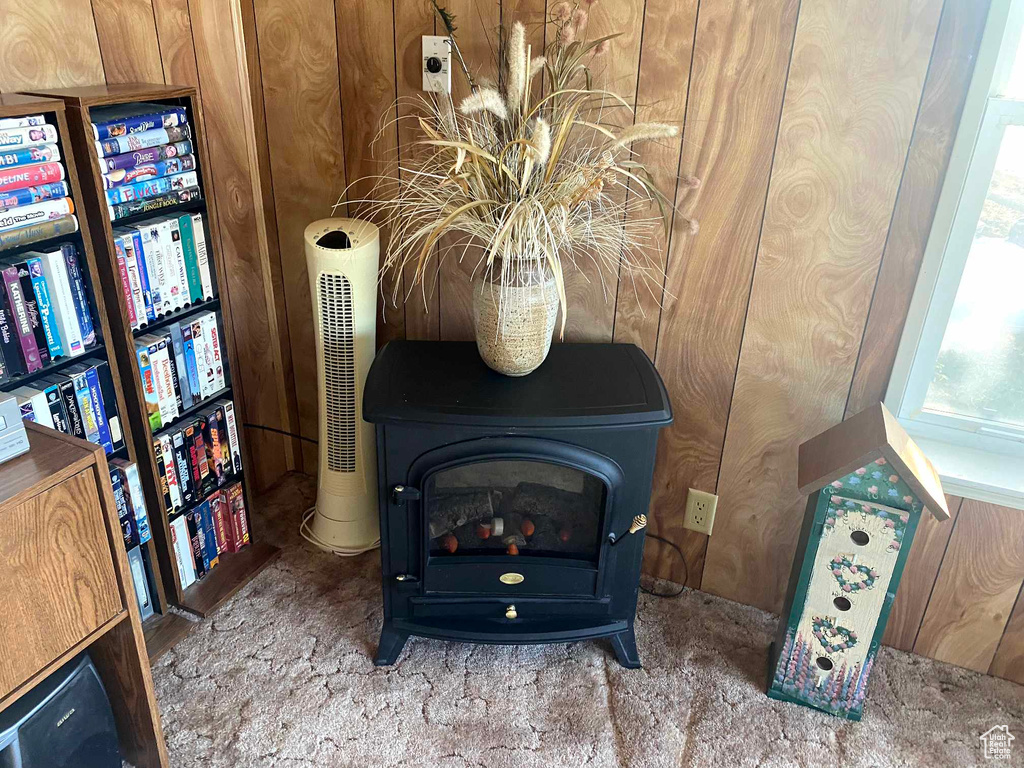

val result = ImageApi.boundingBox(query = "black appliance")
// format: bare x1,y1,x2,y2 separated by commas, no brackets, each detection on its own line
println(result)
364,341,672,668
0,654,120,768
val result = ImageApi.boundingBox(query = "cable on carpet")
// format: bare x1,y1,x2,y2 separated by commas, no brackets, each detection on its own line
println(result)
299,505,381,557
640,533,688,598
243,423,318,444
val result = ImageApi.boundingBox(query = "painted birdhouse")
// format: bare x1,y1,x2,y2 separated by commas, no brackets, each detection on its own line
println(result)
767,403,948,720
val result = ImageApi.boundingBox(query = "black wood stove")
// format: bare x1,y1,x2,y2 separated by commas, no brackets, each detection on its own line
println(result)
363,341,672,668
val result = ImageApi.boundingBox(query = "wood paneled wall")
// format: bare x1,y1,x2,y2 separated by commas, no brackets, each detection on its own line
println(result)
3,0,1022,685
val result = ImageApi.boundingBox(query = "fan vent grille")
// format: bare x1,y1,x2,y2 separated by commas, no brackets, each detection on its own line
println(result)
318,272,357,473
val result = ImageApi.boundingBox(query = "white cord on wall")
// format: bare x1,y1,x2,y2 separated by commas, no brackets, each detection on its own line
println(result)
299,505,380,557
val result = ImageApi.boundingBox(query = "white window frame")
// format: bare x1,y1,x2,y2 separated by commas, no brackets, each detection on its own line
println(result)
886,0,1024,509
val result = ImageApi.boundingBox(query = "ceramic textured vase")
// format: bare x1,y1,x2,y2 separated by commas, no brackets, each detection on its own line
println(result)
472,264,559,377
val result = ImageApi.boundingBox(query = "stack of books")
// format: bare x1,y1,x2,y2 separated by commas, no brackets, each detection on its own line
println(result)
90,103,202,221
135,309,226,431
154,397,242,513
160,396,249,589
110,458,157,620
169,479,251,589
11,357,125,457
115,211,214,329
0,113,80,250
0,242,98,380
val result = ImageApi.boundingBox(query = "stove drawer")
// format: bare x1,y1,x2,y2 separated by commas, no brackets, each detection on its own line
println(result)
423,559,598,596
410,596,611,620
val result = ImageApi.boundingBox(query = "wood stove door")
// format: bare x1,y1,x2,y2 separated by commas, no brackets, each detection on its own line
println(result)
409,438,622,597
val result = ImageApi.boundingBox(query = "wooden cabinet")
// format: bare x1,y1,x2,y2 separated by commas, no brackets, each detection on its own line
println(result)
0,421,169,767
0,470,121,696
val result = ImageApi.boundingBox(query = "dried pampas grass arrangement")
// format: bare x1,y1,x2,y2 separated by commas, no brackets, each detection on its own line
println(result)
345,0,700,337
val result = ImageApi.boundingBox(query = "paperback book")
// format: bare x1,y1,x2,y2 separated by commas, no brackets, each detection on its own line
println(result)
37,246,85,357
60,243,96,347
0,115,46,130
0,144,60,169
0,197,73,232
0,181,68,210
126,546,154,621
95,125,191,158
102,154,195,190
169,514,196,588
10,261,50,367
98,140,192,173
0,162,66,192
0,124,58,149
0,215,78,251
26,256,64,359
105,170,199,206
1,265,42,372
90,103,188,140
108,186,201,222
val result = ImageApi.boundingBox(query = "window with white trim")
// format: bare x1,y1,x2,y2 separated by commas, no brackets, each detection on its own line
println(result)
887,0,1024,507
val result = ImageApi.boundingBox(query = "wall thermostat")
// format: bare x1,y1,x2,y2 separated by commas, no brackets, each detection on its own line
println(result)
422,35,451,94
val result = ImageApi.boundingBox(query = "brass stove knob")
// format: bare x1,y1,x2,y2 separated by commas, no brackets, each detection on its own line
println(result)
505,605,517,619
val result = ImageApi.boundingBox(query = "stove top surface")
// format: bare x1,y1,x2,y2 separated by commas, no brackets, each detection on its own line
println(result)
363,341,672,428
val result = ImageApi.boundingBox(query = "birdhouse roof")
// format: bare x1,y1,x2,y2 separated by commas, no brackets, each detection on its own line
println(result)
797,403,949,521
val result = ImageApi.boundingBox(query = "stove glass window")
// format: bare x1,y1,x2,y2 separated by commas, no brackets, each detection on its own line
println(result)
426,460,607,561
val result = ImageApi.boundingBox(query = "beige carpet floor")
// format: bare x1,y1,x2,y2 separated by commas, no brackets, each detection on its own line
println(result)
151,474,1024,767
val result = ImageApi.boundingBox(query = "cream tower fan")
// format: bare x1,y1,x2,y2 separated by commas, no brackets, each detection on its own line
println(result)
300,218,380,555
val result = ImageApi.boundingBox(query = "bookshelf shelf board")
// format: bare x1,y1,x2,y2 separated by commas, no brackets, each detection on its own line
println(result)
178,540,280,618
141,610,193,662
132,296,220,339
3,343,106,390
0,230,84,261
152,385,232,440
112,198,206,229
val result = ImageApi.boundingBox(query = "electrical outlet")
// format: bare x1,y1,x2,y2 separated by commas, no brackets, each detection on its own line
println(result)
683,488,718,535
422,35,452,94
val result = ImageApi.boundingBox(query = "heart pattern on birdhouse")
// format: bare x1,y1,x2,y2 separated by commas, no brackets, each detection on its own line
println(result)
812,616,858,654
829,555,878,592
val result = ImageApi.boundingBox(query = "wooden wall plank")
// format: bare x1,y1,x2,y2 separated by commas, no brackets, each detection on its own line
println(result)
156,0,302,477
883,495,962,651
915,500,1024,673
0,0,104,92
990,581,1024,684
644,0,799,587
846,0,990,417
236,0,302,469
437,0,501,343
394,0,439,340
335,0,404,348
558,0,645,344
152,0,200,87
91,0,166,84
701,0,944,612
253,0,348,471
611,0,697,359
188,0,292,489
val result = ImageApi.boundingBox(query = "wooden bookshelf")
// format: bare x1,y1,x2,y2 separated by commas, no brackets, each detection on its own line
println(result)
26,84,280,618
0,94,191,659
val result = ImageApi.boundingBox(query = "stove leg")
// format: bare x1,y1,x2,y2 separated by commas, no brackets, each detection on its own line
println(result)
610,627,641,669
374,625,409,666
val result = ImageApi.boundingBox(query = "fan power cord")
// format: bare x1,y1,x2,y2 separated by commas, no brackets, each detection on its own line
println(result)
640,533,689,598
300,505,381,557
